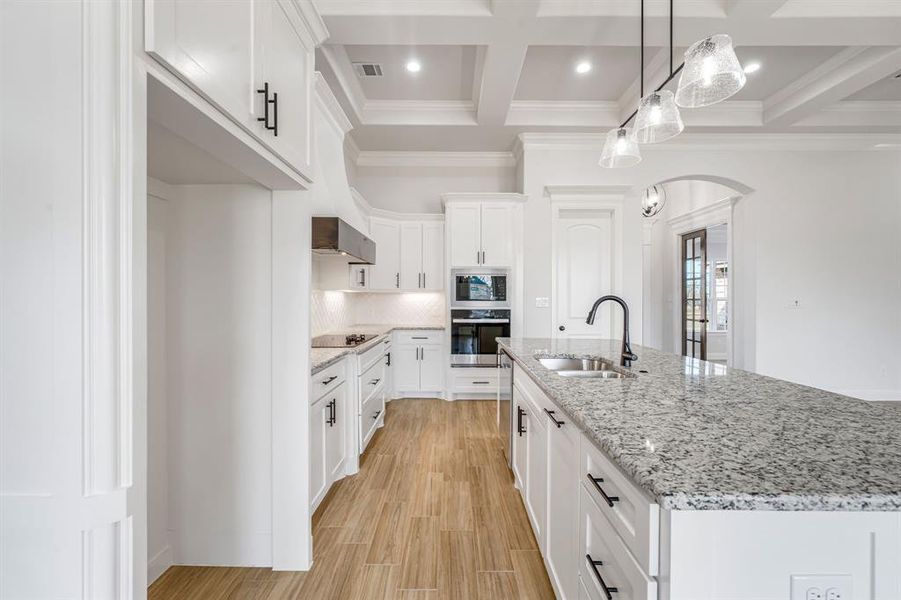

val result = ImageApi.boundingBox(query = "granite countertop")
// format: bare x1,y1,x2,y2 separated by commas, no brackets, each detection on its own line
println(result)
311,324,444,374
498,337,901,512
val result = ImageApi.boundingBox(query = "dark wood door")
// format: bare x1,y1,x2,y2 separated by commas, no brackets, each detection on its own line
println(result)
681,229,708,360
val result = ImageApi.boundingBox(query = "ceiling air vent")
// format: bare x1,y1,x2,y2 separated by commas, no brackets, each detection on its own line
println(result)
353,63,383,77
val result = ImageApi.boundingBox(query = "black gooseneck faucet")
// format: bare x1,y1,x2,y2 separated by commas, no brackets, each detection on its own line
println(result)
586,295,638,367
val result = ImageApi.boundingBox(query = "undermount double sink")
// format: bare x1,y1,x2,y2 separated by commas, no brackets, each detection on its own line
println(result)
537,357,634,379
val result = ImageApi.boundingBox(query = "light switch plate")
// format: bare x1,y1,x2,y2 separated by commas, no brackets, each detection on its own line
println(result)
535,297,549,308
790,575,851,600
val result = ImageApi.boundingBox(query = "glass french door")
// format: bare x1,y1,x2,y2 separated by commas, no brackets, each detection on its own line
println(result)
681,229,708,360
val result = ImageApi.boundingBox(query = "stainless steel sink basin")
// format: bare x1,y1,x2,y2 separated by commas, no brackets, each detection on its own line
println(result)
538,357,632,379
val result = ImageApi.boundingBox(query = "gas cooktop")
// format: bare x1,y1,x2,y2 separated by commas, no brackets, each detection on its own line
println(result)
311,333,378,348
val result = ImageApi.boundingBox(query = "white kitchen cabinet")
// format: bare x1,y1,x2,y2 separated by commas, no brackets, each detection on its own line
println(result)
398,221,444,290
325,384,347,484
311,367,347,512
447,203,482,267
479,203,515,267
369,218,401,290
254,0,315,175
546,404,581,599
512,388,529,492
310,392,329,509
525,392,547,548
145,0,324,179
392,331,445,396
421,222,444,290
444,196,523,268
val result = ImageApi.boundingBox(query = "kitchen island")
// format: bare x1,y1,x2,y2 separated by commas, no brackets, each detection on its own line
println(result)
497,337,901,600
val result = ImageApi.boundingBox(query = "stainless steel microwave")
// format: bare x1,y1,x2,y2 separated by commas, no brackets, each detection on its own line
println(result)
451,269,509,308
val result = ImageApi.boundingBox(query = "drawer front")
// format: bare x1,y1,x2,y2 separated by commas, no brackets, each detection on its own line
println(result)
394,330,443,346
359,337,390,372
581,436,659,576
452,368,498,393
579,485,657,600
360,359,386,403
360,390,384,451
313,359,346,402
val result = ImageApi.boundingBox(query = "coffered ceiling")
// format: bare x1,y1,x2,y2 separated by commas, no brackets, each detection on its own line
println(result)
314,0,901,152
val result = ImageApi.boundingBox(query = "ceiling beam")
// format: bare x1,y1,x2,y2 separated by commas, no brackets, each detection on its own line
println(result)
725,0,789,18
317,45,367,124
764,46,901,127
475,43,529,125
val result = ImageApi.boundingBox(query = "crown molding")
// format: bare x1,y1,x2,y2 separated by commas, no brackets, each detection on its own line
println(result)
517,132,901,152
544,185,632,200
441,192,527,206
350,186,371,215
318,45,366,123
292,0,330,46
316,0,491,17
314,72,353,135
345,135,361,163
355,151,516,168
506,101,620,127
362,100,477,126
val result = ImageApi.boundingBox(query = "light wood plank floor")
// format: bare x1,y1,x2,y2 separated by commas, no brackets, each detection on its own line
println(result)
149,399,555,599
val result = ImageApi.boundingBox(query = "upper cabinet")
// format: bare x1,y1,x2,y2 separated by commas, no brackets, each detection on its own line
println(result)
369,218,401,290
443,194,526,268
145,0,327,181
368,218,444,292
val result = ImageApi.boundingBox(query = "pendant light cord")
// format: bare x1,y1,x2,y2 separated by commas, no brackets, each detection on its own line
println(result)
619,0,685,128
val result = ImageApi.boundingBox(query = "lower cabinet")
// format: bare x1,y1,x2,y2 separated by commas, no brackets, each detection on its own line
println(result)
392,330,444,396
311,381,347,511
546,402,581,599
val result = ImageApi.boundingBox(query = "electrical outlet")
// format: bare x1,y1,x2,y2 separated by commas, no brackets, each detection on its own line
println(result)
791,575,851,600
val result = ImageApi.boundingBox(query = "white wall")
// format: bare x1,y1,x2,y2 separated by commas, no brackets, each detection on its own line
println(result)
160,183,274,567
520,141,901,400
354,165,515,213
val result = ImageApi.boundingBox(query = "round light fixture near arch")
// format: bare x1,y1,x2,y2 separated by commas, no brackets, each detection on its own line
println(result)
641,185,667,217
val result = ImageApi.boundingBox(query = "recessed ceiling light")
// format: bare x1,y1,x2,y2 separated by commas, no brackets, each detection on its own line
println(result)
743,62,761,74
575,61,592,74
405,60,421,73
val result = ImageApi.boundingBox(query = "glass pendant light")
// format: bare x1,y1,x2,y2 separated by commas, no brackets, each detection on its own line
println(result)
641,184,667,217
675,34,746,108
633,90,684,144
599,127,641,169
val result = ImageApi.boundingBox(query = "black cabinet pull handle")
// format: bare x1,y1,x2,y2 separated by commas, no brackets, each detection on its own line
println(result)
321,375,338,385
385,352,391,366
372,410,381,420
327,398,336,426
586,554,618,600
472,381,491,385
369,378,381,385
543,408,564,427
422,272,426,288
396,272,400,288
361,268,366,286
412,336,428,339
517,406,526,436
587,473,620,507
256,82,271,129
271,91,278,136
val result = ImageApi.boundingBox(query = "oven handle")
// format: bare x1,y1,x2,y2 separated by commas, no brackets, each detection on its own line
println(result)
452,318,510,323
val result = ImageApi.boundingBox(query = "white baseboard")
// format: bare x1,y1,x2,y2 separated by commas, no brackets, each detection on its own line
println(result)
835,389,901,402
147,544,174,585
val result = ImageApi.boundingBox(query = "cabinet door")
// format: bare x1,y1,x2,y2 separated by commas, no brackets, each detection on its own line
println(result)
420,222,444,290
418,344,444,392
146,0,255,129
526,406,547,549
480,203,515,267
256,0,314,175
512,388,528,491
310,396,329,507
369,219,401,290
546,416,581,599
392,344,421,393
448,204,482,267
348,265,369,290
399,222,423,290
325,385,346,485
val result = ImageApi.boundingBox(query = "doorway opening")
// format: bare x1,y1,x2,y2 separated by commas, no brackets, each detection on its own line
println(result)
680,224,729,362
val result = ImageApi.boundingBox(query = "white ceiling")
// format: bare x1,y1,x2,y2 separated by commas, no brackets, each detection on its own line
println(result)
314,0,901,152
344,44,477,100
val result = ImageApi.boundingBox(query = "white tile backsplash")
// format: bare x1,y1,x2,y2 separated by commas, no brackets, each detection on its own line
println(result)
311,290,445,336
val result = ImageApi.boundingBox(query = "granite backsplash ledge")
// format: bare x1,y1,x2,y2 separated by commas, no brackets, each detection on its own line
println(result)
498,337,901,512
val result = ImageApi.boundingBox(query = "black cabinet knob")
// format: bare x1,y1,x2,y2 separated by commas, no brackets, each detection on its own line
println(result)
558,325,566,331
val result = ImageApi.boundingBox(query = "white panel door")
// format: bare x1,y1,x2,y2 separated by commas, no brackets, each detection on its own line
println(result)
256,0,314,175
146,0,255,128
420,222,444,290
554,210,613,338
369,219,401,290
418,344,445,392
392,345,421,392
480,203,515,267
448,204,482,267
325,385,346,484
310,396,328,506
546,415,581,599
399,222,423,290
